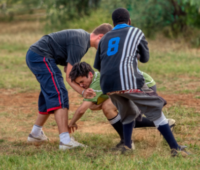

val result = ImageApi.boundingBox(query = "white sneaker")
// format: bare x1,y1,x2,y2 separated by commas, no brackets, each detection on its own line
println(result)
59,139,86,150
168,119,176,128
27,130,49,144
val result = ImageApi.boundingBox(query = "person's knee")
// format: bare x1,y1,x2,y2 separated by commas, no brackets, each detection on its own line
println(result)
102,102,110,116
102,102,118,119
153,112,168,128
89,103,102,111
54,108,68,116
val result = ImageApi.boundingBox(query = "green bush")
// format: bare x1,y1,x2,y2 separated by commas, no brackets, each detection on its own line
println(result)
102,0,200,37
46,0,101,31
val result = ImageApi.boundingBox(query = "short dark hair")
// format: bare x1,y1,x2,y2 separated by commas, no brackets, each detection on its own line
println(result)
92,23,113,35
69,62,94,82
112,8,130,25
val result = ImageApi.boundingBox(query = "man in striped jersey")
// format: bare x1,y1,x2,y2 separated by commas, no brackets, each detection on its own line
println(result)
94,8,189,156
68,62,175,150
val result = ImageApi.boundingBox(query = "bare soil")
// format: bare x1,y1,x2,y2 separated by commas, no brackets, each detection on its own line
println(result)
0,89,200,146
159,93,200,110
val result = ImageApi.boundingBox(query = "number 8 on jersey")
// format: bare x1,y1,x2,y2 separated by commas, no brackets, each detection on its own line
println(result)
107,37,120,56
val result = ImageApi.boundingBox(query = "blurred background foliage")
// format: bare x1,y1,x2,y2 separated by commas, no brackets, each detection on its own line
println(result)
0,0,200,46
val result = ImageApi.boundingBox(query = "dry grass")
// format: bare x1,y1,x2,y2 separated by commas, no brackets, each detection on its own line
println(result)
0,89,200,170
0,21,44,46
0,20,199,93
148,34,200,56
1,20,200,54
0,20,200,169
0,21,43,34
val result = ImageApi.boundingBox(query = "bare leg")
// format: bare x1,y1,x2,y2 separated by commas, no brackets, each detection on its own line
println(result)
35,114,50,126
89,103,102,111
101,99,124,141
102,99,118,119
54,108,69,134
29,114,50,141
89,99,117,118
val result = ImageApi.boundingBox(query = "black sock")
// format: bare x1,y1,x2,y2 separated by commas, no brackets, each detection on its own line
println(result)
158,124,179,149
123,121,135,148
135,117,155,128
108,114,124,141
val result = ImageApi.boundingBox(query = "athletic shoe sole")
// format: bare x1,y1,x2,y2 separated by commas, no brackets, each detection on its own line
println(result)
59,141,87,151
27,134,49,146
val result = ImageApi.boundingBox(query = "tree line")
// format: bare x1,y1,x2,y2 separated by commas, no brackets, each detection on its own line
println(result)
1,0,200,37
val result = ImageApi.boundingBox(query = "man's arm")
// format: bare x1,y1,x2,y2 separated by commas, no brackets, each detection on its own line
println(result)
137,36,149,63
65,62,96,98
69,101,93,131
66,63,84,94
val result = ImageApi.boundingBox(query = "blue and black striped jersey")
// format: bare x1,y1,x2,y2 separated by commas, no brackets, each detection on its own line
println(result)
94,24,149,94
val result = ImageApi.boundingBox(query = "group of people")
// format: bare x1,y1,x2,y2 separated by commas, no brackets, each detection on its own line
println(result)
26,8,189,156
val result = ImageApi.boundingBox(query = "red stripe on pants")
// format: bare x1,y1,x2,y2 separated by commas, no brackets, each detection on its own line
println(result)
43,57,62,108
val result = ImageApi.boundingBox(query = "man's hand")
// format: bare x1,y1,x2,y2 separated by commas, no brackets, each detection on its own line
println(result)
83,88,96,99
69,101,93,133
137,53,141,60
68,123,78,133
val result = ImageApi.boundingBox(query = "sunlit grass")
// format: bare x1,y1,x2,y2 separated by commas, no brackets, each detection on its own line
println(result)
1,10,200,169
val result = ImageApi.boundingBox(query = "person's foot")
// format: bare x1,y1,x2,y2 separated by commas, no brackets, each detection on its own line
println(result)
112,140,135,151
171,146,190,157
120,145,134,155
115,140,124,148
27,130,49,145
168,119,176,128
59,139,86,150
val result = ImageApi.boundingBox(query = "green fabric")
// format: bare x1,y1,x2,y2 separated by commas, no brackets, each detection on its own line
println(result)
84,72,109,104
84,71,155,104
141,71,156,87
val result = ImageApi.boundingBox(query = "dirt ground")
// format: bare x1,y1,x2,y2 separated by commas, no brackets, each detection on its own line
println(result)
0,89,200,148
1,89,200,113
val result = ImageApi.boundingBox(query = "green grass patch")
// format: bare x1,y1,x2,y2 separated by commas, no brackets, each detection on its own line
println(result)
0,43,28,53
1,99,200,169
1,9,200,169
139,51,200,78
0,133,199,170
0,10,199,93
175,89,195,94
1,44,199,94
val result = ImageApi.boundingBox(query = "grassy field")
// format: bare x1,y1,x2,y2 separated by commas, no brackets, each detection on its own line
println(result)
0,11,200,169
